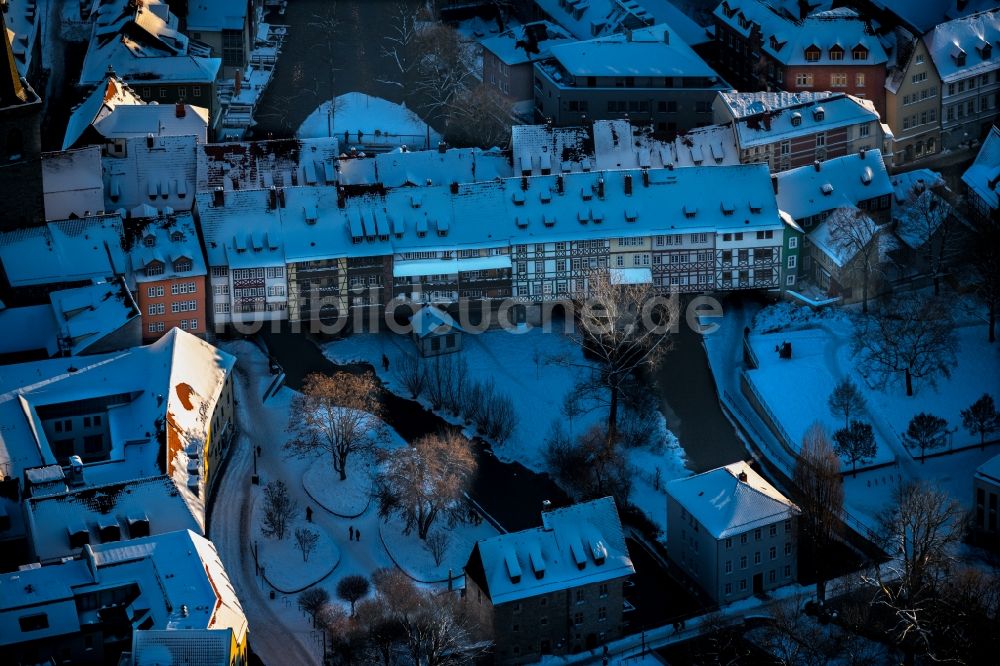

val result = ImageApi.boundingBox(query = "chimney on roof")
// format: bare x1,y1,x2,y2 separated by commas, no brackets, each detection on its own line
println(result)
521,175,529,191
624,173,633,195
146,133,155,149
542,499,552,512
556,174,564,194
438,141,448,154
337,186,346,209
771,174,778,194
277,187,286,208
175,102,185,118
859,148,866,160
213,186,224,207
663,29,669,44
597,177,605,199
813,160,821,172
625,29,632,42
268,185,277,209
642,169,650,187
450,181,459,195
738,470,748,482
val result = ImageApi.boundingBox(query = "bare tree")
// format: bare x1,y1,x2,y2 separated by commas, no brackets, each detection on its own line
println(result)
424,529,450,567
866,481,965,661
411,24,476,122
298,587,331,627
337,574,372,617
833,420,875,477
380,1,422,87
827,207,881,312
287,372,385,480
899,189,957,295
965,209,1000,342
444,83,515,148
962,393,999,449
260,480,298,540
396,353,426,398
557,269,676,446
404,591,490,666
902,412,948,462
376,431,476,539
852,295,958,396
294,527,320,562
793,423,844,602
544,424,632,506
827,377,866,429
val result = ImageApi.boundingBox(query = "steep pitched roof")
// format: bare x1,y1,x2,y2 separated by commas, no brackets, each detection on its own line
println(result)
923,8,1000,83
774,150,893,220
467,497,634,605
962,124,1000,211
666,461,799,539
62,75,146,150
0,9,27,107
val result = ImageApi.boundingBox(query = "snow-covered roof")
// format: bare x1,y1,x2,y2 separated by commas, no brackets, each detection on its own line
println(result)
666,461,799,539
718,92,880,149
535,0,656,41
0,305,59,358
337,147,513,188
103,134,198,213
186,0,249,32
411,305,462,339
3,0,42,78
198,163,783,267
42,147,106,221
774,149,893,221
716,91,835,120
923,9,1000,83
62,75,145,150
25,475,202,562
0,330,235,523
639,0,713,47
132,629,236,666
513,120,739,176
892,168,946,205
49,280,141,356
466,497,634,605
977,453,1000,485
79,0,220,86
480,21,574,66
93,103,209,143
545,24,722,79
198,137,341,191
0,529,246,648
128,212,207,284
893,189,951,250
962,125,1000,211
809,206,878,267
714,1,886,66
0,214,126,288
870,0,998,35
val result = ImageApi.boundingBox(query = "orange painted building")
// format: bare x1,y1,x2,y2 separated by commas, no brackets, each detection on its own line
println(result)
129,212,208,341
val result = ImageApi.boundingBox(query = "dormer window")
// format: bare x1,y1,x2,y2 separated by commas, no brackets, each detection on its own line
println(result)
813,107,825,121
953,48,966,66
170,231,184,242
143,234,156,247
852,45,868,61
829,45,844,61
175,259,192,272
791,112,802,127
804,46,821,62
146,262,164,277
977,42,992,59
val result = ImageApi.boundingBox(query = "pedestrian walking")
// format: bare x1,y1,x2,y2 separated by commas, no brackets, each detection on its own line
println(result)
349,526,354,541
382,354,390,372
256,445,261,457
306,506,313,522
356,528,361,541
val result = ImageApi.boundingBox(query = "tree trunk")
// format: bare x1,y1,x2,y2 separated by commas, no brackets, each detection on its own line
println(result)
335,448,348,481
607,383,619,447
862,270,869,314
905,367,913,396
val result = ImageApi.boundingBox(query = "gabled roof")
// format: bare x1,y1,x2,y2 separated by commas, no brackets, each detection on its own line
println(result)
480,21,574,66
42,146,106,221
93,103,209,143
198,137,342,191
962,125,1000,211
923,9,1000,83
127,212,208,283
49,279,141,355
721,93,880,150
466,497,634,605
870,0,998,35
62,75,145,150
809,206,878,267
774,150,892,220
666,461,799,539
411,305,462,339
713,1,886,66
337,146,512,188
977,452,1000,485
535,0,656,41
103,134,199,214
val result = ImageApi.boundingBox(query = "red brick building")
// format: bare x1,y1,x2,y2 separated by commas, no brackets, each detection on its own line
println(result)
129,212,208,341
713,1,888,115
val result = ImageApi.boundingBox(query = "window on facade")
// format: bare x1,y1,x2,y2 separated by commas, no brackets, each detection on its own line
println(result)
794,73,813,87
804,47,820,62
222,29,245,68
831,73,847,87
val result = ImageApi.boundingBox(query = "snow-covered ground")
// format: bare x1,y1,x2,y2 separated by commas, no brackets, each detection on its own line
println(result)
297,92,442,150
380,516,499,583
302,454,374,517
252,496,341,593
323,327,690,536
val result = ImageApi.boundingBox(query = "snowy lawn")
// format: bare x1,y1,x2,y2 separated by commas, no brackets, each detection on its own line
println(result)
303,454,375,517
378,515,499,583
297,92,442,147
323,328,691,534
252,501,341,593
746,328,896,471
